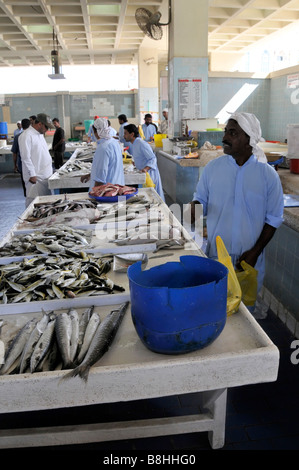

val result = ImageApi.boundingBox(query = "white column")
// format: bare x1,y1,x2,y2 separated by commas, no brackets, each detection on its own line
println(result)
168,0,209,136
138,47,159,128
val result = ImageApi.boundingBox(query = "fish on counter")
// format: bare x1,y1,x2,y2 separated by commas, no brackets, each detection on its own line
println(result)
0,318,37,375
0,302,129,378
56,160,92,177
89,183,137,198
0,225,93,257
23,195,98,222
62,301,129,382
95,195,163,225
111,222,186,246
0,253,124,304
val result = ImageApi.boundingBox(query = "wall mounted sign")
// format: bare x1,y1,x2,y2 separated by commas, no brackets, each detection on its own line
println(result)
178,78,202,120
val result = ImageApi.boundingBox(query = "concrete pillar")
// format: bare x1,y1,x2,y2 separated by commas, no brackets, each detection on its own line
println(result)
168,0,209,136
138,47,159,129
55,92,71,139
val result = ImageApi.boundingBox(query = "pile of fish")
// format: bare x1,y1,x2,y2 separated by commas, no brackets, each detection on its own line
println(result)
24,196,98,222
56,160,92,177
0,254,124,304
0,225,93,257
0,301,129,381
112,222,187,248
89,183,137,198
20,197,100,228
96,195,163,225
76,148,95,161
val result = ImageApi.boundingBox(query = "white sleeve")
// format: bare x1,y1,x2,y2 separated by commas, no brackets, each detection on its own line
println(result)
19,134,36,178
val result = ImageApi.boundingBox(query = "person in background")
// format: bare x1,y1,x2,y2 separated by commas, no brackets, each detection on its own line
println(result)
142,113,158,142
160,108,168,135
187,112,284,300
13,121,23,138
52,118,65,169
87,115,99,143
108,120,117,137
124,124,164,201
81,118,124,191
19,113,54,207
11,118,30,195
29,115,37,126
117,114,128,144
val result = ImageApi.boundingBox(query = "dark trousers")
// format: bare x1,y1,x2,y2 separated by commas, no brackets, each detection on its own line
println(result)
53,151,64,169
19,170,26,196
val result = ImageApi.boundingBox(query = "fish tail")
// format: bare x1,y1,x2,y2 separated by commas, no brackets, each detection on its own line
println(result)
60,363,90,383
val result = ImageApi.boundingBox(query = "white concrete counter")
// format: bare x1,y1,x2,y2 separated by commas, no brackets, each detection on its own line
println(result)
0,302,279,449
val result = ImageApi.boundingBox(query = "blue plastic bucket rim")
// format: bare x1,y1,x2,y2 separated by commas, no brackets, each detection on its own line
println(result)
127,255,228,290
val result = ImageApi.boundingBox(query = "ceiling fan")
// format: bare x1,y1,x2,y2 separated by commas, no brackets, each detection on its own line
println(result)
135,0,171,41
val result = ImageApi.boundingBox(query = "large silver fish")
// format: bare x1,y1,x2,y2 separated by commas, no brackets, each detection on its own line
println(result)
63,302,129,382
0,318,37,375
76,306,94,357
19,312,51,373
55,312,73,369
75,312,101,364
30,318,56,373
68,308,79,363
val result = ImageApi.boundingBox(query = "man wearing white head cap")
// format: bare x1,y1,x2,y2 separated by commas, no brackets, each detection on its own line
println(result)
14,121,23,139
229,112,268,163
160,108,168,135
188,112,284,304
81,118,124,191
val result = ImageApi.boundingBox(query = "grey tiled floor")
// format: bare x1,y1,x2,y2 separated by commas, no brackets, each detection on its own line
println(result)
0,174,299,452
0,173,26,240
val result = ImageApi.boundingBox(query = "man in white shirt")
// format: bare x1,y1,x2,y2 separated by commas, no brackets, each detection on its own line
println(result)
19,113,54,207
13,121,23,138
160,108,168,135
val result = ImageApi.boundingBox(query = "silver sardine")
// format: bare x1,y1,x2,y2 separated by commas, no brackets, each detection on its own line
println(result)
63,302,129,382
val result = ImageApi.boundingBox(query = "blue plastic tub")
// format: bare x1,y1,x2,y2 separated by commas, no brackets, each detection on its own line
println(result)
127,255,228,354
0,122,8,136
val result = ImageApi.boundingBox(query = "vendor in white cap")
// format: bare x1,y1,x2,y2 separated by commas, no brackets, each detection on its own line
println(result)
160,108,168,135
187,112,284,308
81,117,124,191
13,121,23,138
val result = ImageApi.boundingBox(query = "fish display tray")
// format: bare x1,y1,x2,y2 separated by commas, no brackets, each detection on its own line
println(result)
0,254,131,315
0,291,130,316
0,188,194,315
88,190,138,203
11,190,156,232
48,148,145,189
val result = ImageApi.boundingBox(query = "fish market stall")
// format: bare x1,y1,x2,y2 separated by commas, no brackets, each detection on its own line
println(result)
0,188,279,449
0,189,194,313
48,147,146,191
